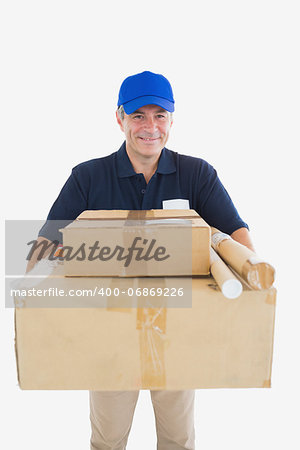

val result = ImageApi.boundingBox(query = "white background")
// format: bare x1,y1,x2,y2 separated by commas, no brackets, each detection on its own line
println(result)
1,1,299,449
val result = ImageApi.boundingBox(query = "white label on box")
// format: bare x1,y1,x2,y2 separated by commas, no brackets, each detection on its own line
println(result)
162,199,190,209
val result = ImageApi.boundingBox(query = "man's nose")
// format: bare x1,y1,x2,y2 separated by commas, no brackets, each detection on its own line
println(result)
144,117,157,132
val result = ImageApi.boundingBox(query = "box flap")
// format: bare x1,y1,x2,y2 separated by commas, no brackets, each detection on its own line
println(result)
76,209,201,220
62,217,209,231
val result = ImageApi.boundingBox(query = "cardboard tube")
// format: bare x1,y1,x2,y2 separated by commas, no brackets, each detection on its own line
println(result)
210,248,243,299
211,228,275,290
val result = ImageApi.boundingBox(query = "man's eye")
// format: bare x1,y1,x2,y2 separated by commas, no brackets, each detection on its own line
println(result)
133,115,143,119
157,114,166,119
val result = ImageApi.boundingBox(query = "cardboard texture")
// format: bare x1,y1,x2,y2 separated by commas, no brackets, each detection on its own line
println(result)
60,210,210,277
14,266,276,390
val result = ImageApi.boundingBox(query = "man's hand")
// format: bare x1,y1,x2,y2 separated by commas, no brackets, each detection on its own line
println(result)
25,236,57,273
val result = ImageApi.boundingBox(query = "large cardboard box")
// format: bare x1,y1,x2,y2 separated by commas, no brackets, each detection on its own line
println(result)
14,265,276,390
60,209,210,276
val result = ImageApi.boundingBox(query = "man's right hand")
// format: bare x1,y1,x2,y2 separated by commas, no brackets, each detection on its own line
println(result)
26,236,59,273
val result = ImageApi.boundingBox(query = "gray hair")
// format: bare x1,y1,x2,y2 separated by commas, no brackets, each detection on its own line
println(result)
117,105,125,120
117,105,173,121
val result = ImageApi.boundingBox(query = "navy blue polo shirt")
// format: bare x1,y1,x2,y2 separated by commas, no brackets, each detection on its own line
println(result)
39,141,248,242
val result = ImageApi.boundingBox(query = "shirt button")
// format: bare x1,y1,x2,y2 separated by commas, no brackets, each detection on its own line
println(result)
141,189,146,194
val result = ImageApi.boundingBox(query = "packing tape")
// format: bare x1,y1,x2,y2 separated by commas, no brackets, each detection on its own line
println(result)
265,289,277,305
136,277,167,389
122,210,149,277
105,276,167,389
127,210,147,221
262,379,271,388
241,260,262,290
126,211,168,387
211,231,231,249
241,260,275,291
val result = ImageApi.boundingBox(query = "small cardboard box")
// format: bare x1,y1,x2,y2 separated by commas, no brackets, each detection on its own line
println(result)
14,265,276,390
60,209,210,277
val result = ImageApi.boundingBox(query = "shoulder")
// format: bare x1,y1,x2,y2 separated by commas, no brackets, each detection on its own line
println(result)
165,148,215,175
70,152,116,179
73,152,115,172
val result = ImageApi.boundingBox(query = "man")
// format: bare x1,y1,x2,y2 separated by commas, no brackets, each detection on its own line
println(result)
31,70,254,449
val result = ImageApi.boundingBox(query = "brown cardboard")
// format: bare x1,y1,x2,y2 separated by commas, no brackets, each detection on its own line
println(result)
211,227,275,290
15,265,276,390
76,209,201,220
60,209,210,276
210,248,242,299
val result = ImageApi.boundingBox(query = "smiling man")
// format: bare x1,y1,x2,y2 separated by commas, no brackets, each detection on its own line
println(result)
34,70,254,449
116,104,173,182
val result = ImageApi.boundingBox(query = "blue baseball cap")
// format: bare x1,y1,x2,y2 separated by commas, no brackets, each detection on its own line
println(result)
117,71,175,115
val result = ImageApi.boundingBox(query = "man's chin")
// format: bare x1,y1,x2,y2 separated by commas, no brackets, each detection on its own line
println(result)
135,140,163,152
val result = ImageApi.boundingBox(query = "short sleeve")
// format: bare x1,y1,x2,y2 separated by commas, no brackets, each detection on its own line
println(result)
196,162,249,235
38,167,89,242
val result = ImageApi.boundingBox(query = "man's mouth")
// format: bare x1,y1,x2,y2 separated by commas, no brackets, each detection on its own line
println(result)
138,137,160,142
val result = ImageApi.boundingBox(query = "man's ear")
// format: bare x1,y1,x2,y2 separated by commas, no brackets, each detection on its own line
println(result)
116,110,124,132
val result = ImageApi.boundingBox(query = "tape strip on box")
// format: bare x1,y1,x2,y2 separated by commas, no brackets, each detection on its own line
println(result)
136,277,167,389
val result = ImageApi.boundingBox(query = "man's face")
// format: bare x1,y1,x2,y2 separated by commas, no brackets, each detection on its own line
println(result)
116,104,173,161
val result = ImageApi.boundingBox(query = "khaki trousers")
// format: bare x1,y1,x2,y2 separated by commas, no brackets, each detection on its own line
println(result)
89,390,195,450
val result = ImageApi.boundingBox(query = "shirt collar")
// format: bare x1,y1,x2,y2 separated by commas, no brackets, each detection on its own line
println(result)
116,141,176,178
116,141,136,178
156,146,176,175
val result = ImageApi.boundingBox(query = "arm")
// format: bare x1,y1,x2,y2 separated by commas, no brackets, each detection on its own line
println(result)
195,162,250,238
230,227,255,252
25,236,58,273
33,166,89,271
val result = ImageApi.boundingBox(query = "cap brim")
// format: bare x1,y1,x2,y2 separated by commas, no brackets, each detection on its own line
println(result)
122,96,175,115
